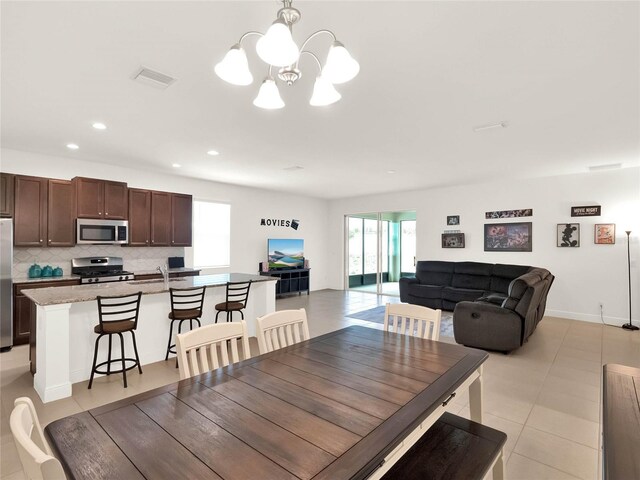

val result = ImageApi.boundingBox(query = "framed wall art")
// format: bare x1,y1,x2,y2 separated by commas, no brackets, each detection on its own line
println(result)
442,232,465,248
484,222,532,252
485,208,533,219
595,224,615,244
447,215,460,225
557,223,580,247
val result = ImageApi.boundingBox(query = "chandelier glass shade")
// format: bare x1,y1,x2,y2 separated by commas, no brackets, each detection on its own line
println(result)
214,0,359,108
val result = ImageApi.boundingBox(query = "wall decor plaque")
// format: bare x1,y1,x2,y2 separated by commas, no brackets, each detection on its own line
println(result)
484,222,532,252
446,215,460,225
442,233,465,248
595,224,615,244
557,223,580,247
571,205,601,217
485,209,533,219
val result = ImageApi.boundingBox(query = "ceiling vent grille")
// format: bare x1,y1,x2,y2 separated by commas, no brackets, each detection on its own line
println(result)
132,67,176,89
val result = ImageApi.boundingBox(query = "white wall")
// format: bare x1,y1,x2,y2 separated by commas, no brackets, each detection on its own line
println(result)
1,148,331,290
329,167,640,325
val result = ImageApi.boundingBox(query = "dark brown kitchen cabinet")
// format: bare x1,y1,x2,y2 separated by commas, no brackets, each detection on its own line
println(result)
171,193,193,246
74,177,127,219
150,191,171,246
0,173,14,217
14,294,32,345
14,175,47,247
47,179,75,246
128,188,151,246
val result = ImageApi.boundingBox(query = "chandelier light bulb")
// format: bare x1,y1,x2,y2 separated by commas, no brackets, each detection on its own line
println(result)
322,40,360,84
214,44,253,86
253,78,285,109
309,76,342,106
256,19,300,67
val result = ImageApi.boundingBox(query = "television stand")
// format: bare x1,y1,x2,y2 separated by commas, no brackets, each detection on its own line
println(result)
260,268,310,297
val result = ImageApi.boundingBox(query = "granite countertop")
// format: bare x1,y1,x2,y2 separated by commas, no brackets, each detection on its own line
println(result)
22,273,276,306
13,275,81,284
133,267,202,276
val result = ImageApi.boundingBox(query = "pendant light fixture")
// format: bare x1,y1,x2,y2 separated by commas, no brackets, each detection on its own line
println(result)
214,0,359,108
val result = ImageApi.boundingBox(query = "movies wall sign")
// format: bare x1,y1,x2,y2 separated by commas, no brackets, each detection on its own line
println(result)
260,218,300,230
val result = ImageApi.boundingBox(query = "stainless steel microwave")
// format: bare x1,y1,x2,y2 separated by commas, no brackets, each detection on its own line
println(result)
76,219,128,244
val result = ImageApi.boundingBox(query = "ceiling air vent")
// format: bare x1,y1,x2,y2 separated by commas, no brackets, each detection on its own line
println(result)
132,66,176,89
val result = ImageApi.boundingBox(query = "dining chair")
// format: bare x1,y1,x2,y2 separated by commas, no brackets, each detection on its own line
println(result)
10,397,66,480
384,303,442,340
176,320,251,380
214,280,252,323
256,308,310,354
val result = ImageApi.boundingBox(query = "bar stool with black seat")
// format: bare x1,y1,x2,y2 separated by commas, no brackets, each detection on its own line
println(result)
88,292,143,389
165,286,207,362
214,280,252,323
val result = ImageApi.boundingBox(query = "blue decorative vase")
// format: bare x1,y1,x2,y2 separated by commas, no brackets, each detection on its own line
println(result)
28,263,42,278
52,267,63,277
41,265,53,277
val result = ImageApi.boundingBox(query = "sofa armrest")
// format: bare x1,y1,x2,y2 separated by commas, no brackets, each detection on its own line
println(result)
453,301,524,352
399,277,418,302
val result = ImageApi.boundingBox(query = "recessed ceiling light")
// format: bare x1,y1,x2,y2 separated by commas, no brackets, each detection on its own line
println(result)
172,163,181,168
66,143,79,150
207,150,220,156
283,165,304,171
387,170,396,174
92,122,107,130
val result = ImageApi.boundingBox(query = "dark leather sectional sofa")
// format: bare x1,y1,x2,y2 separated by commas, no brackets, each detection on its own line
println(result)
399,261,554,352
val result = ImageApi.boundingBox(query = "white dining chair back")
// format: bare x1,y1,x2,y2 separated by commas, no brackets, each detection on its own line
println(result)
176,321,251,380
384,303,442,340
256,308,310,354
10,397,66,480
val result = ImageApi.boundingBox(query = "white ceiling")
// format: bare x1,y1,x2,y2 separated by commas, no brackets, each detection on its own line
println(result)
2,1,639,199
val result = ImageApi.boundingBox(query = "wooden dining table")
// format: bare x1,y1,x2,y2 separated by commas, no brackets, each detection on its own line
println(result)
45,325,488,480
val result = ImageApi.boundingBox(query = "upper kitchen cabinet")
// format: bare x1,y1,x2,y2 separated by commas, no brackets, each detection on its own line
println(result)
74,177,128,219
150,191,171,246
171,193,192,246
14,175,47,247
128,188,151,246
47,179,75,246
0,173,15,217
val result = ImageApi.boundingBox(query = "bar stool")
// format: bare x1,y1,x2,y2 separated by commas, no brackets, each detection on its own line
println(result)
165,286,207,362
88,292,143,389
214,280,252,323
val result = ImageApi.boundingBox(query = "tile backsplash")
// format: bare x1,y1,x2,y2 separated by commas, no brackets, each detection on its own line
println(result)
13,245,185,278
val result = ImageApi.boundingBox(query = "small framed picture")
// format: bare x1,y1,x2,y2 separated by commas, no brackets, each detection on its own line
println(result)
557,223,580,247
442,233,465,248
595,224,615,244
446,215,460,226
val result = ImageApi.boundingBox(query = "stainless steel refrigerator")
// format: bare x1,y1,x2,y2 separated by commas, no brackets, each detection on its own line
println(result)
0,219,12,351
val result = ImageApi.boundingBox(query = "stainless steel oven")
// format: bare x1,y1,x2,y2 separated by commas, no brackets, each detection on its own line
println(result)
76,219,128,244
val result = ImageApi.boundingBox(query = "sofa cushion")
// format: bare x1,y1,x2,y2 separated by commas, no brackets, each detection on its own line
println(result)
490,263,531,294
416,261,454,286
451,262,492,290
442,286,485,303
408,284,443,299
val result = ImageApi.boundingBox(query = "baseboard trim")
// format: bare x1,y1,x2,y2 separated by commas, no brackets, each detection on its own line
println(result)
546,309,638,326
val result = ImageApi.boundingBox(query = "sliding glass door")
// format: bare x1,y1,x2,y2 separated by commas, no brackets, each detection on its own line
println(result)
345,211,416,295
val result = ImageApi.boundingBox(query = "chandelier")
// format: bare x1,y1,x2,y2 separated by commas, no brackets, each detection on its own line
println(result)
214,0,360,109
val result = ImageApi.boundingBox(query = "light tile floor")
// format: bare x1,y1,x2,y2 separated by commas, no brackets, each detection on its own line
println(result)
1,289,639,479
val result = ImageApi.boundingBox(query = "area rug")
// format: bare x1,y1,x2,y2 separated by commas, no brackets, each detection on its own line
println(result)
347,305,455,337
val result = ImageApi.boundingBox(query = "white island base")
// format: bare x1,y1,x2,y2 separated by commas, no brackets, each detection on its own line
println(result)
26,274,277,403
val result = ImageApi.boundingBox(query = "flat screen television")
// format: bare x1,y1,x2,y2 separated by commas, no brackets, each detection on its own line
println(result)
268,238,304,269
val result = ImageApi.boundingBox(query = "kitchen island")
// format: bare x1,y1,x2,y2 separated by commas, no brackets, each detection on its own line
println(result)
22,273,277,403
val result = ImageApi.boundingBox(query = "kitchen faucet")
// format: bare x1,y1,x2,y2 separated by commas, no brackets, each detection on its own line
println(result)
157,264,169,285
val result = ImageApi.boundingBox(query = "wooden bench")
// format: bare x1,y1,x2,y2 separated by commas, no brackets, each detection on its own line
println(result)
382,412,506,480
